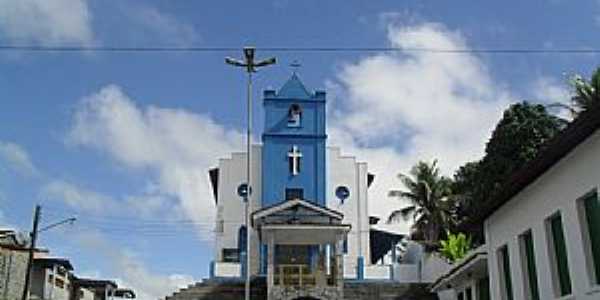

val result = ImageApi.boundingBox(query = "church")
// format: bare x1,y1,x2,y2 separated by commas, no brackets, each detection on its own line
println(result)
207,73,405,300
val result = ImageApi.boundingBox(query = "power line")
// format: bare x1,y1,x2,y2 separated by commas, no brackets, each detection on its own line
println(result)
0,45,600,54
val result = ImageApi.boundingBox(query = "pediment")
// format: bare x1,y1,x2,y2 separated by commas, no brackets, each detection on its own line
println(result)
252,199,343,227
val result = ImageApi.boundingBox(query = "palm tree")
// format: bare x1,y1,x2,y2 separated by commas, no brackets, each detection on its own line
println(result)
387,160,455,244
550,67,600,117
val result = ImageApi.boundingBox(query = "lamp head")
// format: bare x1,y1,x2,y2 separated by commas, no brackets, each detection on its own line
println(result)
243,47,255,62
225,57,246,67
255,57,277,67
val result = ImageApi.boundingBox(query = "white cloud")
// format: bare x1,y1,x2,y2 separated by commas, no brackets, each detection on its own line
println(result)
75,230,195,300
328,21,514,222
0,0,93,45
533,77,569,105
41,180,120,215
40,179,177,220
124,4,200,46
532,76,572,120
67,85,243,239
0,141,39,176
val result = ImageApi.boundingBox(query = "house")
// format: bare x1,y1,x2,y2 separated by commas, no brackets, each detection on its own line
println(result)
71,278,118,300
70,279,95,300
0,229,31,300
30,257,75,300
430,245,489,300
432,104,600,300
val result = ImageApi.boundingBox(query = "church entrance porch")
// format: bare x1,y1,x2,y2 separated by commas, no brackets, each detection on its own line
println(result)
252,200,350,300
265,225,347,300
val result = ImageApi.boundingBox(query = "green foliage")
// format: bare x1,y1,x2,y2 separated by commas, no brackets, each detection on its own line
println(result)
453,102,564,242
568,67,600,115
439,232,472,263
550,67,600,117
388,160,456,243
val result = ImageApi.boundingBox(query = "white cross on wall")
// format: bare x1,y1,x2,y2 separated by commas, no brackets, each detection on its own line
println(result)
288,145,303,176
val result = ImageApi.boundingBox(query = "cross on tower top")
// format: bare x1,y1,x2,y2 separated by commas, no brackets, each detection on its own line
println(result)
290,60,301,74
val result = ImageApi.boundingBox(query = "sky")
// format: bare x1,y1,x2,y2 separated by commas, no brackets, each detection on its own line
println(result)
1,0,600,299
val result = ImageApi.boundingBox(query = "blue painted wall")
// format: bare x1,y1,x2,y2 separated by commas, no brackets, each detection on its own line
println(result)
261,73,327,207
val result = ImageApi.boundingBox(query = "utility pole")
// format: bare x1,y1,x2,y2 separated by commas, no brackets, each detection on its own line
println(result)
21,205,41,300
226,47,276,300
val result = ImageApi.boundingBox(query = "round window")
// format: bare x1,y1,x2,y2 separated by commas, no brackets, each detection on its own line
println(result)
335,186,350,203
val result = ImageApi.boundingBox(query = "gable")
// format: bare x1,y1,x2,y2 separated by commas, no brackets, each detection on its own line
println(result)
277,73,311,99
252,199,343,226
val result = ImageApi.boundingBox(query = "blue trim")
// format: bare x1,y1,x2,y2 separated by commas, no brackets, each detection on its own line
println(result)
209,261,215,278
357,256,365,280
263,133,327,139
260,244,268,275
264,98,326,103
240,251,247,279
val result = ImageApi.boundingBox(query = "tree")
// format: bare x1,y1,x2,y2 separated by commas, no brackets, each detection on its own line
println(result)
551,67,600,117
439,232,472,263
454,102,564,242
388,160,455,244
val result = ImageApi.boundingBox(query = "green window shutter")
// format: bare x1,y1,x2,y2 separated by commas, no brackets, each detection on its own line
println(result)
584,192,600,285
523,232,540,300
551,214,572,296
500,246,514,300
465,287,473,300
477,277,490,300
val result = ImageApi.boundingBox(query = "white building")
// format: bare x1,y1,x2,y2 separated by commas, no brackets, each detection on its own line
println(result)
432,105,600,300
431,245,489,300
210,145,377,279
31,257,75,300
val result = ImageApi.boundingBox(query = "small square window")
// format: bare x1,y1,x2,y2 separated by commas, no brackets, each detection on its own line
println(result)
285,188,303,201
222,248,240,263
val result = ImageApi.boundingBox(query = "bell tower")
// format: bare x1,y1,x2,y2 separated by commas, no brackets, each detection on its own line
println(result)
261,73,327,207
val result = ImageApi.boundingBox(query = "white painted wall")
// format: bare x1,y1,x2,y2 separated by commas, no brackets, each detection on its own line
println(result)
393,264,420,282
364,265,391,279
214,262,242,278
326,147,371,277
485,129,600,300
214,145,262,276
436,290,457,300
79,287,95,300
421,254,452,283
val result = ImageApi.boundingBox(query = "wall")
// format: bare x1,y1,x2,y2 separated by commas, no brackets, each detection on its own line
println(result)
214,145,262,275
214,262,242,278
421,254,451,283
78,287,95,300
0,248,28,300
393,264,420,282
326,147,371,277
485,129,600,300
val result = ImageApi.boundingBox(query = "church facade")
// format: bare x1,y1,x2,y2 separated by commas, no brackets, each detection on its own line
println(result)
209,74,375,299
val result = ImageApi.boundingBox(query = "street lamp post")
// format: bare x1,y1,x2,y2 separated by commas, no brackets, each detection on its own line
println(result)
21,205,76,300
226,47,276,300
